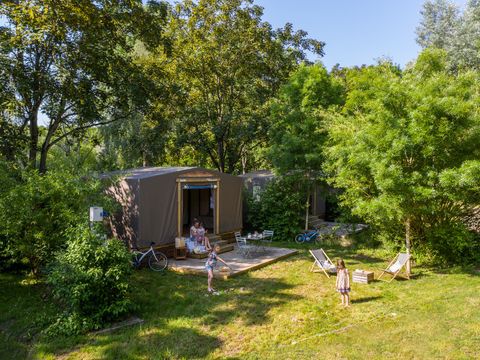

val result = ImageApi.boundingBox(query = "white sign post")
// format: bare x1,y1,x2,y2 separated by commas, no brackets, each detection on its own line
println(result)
89,206,104,222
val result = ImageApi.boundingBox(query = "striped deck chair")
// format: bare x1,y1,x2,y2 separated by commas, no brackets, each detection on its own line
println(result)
378,253,411,282
309,249,336,278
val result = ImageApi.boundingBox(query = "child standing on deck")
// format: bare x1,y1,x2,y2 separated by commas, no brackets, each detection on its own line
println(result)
206,244,231,294
336,259,350,307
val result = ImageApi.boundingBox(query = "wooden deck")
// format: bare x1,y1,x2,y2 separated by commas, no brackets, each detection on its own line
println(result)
168,245,298,279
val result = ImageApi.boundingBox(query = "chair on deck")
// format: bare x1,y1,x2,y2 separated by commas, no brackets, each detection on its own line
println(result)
309,248,336,278
261,230,274,251
378,253,411,282
235,231,254,258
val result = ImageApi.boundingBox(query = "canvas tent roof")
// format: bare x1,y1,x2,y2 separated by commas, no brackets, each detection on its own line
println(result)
101,166,195,180
239,170,275,179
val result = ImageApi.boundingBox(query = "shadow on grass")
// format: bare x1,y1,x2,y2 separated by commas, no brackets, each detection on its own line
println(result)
87,325,223,359
351,296,382,304
431,265,480,277
35,269,303,358
350,253,385,264
0,274,58,360
209,276,303,326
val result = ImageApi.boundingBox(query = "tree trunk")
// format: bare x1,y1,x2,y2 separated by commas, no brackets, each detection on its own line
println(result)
28,112,39,169
142,149,147,167
305,190,310,231
241,154,247,174
405,217,412,275
217,140,225,173
39,145,49,174
39,107,64,174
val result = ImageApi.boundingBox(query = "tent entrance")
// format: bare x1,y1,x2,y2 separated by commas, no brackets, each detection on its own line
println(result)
177,181,219,237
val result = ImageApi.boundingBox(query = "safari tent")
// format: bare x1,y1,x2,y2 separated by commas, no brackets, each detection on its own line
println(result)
240,170,327,220
105,167,243,249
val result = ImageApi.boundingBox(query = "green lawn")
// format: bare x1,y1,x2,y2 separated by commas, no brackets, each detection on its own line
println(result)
1,243,479,359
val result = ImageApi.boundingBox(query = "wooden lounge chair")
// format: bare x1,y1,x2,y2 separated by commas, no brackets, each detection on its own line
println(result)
378,253,411,282
309,249,336,278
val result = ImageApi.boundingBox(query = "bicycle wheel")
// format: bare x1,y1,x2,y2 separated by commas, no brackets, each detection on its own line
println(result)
148,251,168,272
295,234,305,244
132,254,141,269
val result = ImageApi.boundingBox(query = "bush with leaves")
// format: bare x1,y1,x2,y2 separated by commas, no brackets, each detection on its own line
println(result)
246,175,307,241
0,169,112,275
0,161,21,271
46,224,133,336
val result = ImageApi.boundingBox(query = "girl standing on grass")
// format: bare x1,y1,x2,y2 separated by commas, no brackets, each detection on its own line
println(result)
206,244,231,295
336,259,350,307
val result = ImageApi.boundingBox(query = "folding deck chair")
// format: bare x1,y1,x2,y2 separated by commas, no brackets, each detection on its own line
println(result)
309,248,336,278
378,253,411,282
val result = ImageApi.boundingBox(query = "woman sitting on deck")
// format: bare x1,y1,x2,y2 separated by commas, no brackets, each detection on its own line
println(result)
190,219,211,251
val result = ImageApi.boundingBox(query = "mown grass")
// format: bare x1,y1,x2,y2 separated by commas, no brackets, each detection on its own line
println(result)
1,241,479,359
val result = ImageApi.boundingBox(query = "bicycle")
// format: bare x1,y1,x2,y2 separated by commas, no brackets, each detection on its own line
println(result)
294,229,322,244
132,242,168,272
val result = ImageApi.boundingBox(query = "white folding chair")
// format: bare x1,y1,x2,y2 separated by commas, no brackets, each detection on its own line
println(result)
309,248,336,278
378,253,411,282
235,231,254,258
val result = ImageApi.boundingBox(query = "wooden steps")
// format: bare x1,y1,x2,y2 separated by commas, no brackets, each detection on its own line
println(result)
154,231,239,260
187,235,236,259
188,243,235,259
208,234,222,242
220,231,237,244
308,215,326,229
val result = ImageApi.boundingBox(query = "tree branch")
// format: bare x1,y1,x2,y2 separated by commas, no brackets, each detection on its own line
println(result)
48,114,131,148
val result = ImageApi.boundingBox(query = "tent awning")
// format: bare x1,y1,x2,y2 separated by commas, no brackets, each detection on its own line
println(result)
183,184,217,190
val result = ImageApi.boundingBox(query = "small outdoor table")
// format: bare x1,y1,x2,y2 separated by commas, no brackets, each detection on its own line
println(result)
246,233,264,253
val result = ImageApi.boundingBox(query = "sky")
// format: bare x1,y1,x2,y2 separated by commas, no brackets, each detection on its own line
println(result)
254,0,468,69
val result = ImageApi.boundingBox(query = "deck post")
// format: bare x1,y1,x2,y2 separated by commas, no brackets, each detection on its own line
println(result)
215,180,220,234
177,181,182,237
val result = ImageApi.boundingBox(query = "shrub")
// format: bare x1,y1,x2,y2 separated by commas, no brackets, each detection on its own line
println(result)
46,224,133,335
245,175,307,241
0,162,22,271
0,169,111,275
423,223,480,265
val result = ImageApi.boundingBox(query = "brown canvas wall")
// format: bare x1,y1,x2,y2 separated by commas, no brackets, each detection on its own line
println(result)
218,172,243,233
108,178,140,249
136,172,179,248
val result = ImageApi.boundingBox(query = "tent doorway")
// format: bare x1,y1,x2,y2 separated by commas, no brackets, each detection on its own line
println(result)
181,185,215,236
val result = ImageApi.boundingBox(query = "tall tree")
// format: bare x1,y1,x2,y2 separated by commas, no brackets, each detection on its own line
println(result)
449,0,480,70
325,50,480,265
154,0,324,173
268,63,344,174
416,0,459,49
416,0,480,71
0,0,168,173
267,62,344,229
